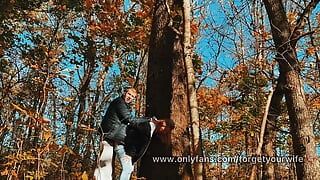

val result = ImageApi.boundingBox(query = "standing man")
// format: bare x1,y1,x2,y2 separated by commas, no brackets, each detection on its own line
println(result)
98,88,156,180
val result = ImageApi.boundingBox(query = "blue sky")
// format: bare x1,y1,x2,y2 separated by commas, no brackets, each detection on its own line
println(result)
196,0,320,157
4,0,319,156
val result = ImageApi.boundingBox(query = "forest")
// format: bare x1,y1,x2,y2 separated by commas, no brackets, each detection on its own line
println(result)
0,0,319,179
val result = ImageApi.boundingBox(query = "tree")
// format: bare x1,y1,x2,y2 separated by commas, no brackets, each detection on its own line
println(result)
183,0,202,179
262,74,285,180
263,0,320,179
0,0,153,178
139,0,193,179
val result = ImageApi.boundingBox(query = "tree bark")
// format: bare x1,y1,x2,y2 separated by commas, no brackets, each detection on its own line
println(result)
263,0,320,179
249,89,273,180
182,0,202,179
262,73,285,180
251,1,279,178
139,0,192,179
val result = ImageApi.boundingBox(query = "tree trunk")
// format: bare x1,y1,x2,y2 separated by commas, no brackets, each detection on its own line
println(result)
251,1,279,178
262,74,285,180
73,36,96,153
139,0,192,179
249,89,273,180
263,0,320,179
182,0,202,179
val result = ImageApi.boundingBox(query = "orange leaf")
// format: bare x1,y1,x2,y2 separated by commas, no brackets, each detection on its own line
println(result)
37,117,51,124
0,168,8,176
287,12,297,24
191,23,199,34
81,171,89,180
306,46,316,55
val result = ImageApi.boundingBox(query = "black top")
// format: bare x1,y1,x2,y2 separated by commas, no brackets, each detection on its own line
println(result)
100,96,150,144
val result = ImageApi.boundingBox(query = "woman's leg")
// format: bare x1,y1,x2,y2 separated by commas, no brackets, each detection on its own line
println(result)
114,144,134,180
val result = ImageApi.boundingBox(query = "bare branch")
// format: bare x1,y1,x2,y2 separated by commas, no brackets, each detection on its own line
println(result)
292,0,320,39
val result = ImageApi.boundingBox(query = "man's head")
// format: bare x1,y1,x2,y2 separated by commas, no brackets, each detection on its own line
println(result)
123,88,137,104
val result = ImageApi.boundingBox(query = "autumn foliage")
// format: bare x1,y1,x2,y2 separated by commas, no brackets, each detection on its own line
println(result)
0,0,319,179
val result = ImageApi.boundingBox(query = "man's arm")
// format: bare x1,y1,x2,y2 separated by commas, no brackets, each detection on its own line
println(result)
116,98,150,125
